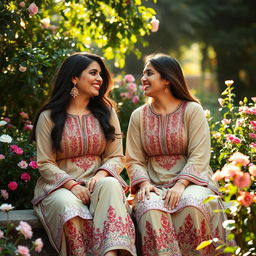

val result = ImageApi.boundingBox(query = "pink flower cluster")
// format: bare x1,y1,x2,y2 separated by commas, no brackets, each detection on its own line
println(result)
16,221,33,239
212,152,256,207
239,106,256,115
10,144,23,155
225,134,241,144
119,74,140,104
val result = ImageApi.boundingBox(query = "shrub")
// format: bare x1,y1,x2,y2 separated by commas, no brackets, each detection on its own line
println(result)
0,113,38,209
198,80,256,255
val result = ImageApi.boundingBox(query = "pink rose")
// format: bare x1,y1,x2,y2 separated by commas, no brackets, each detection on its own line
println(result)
34,238,43,252
212,170,223,181
17,160,28,169
29,161,38,169
239,106,249,113
16,221,33,239
151,17,160,32
249,165,256,177
236,119,242,127
250,143,256,149
0,190,9,200
250,121,256,130
226,134,241,144
221,119,231,125
28,3,38,16
124,74,135,83
237,191,255,207
246,107,256,115
17,245,30,256
249,133,256,139
212,132,221,139
229,152,250,166
132,95,139,104
41,18,50,29
10,145,24,155
221,164,240,179
24,124,33,131
218,98,225,106
0,154,5,160
234,172,251,188
0,230,4,239
19,112,29,119
19,65,27,72
3,117,10,122
8,181,18,191
19,2,25,8
127,82,137,92
251,97,256,102
21,172,31,182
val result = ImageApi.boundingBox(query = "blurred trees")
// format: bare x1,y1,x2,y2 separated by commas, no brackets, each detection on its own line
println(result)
0,0,156,118
126,0,256,100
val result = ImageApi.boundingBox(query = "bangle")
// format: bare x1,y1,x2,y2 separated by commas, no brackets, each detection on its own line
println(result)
176,180,186,187
69,182,81,190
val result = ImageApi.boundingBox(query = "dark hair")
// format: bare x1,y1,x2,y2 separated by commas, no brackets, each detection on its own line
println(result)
31,52,116,151
145,53,199,103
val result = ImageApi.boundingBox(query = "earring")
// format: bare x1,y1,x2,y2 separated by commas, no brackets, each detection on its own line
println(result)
165,85,169,94
70,83,79,98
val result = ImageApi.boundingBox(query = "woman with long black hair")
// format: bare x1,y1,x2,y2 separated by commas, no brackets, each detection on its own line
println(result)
31,53,136,256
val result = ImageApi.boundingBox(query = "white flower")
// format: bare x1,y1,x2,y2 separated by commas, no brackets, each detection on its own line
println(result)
0,203,14,212
0,121,7,126
0,134,13,143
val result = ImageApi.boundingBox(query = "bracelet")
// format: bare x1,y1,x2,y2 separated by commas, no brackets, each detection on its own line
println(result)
176,180,186,187
69,182,81,190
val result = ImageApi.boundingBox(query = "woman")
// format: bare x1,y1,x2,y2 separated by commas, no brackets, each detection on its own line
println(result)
126,53,232,255
31,53,136,256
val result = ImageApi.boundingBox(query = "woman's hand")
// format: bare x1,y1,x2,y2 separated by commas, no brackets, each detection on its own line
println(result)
137,181,159,202
86,170,109,193
162,182,186,210
71,185,91,205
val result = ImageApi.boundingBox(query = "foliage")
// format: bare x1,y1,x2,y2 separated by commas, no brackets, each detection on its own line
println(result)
132,0,256,99
111,74,146,136
198,80,256,255
0,0,157,118
0,203,43,255
0,113,38,210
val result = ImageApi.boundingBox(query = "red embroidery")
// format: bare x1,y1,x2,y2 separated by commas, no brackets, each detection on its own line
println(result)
176,214,216,255
93,206,135,255
143,106,162,155
142,214,180,256
62,117,83,157
65,218,93,256
71,155,96,170
86,115,106,154
155,155,182,170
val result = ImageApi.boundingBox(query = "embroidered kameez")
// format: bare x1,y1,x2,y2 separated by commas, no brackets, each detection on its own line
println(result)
32,109,136,256
126,101,232,256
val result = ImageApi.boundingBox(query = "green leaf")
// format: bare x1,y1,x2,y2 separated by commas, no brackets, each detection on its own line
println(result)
196,240,212,250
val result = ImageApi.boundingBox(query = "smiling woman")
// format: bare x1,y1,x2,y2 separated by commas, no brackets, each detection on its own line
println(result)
30,53,136,256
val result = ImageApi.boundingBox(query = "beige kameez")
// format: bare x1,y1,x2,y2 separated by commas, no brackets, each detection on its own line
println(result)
126,101,233,256
32,109,136,256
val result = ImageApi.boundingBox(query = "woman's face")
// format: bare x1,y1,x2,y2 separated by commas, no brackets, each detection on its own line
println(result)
141,62,168,97
74,61,103,98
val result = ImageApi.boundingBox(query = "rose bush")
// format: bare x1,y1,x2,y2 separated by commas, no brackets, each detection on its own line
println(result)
0,203,43,256
0,113,38,209
111,74,146,136
197,81,256,255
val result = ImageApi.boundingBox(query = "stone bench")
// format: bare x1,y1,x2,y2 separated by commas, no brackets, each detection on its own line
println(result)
0,209,57,256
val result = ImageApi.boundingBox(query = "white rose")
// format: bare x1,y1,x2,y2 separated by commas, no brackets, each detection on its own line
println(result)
0,121,7,126
0,203,14,212
0,134,13,143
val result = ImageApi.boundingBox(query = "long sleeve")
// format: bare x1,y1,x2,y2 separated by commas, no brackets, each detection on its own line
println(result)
36,111,73,186
176,103,211,185
96,108,128,191
126,108,150,194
